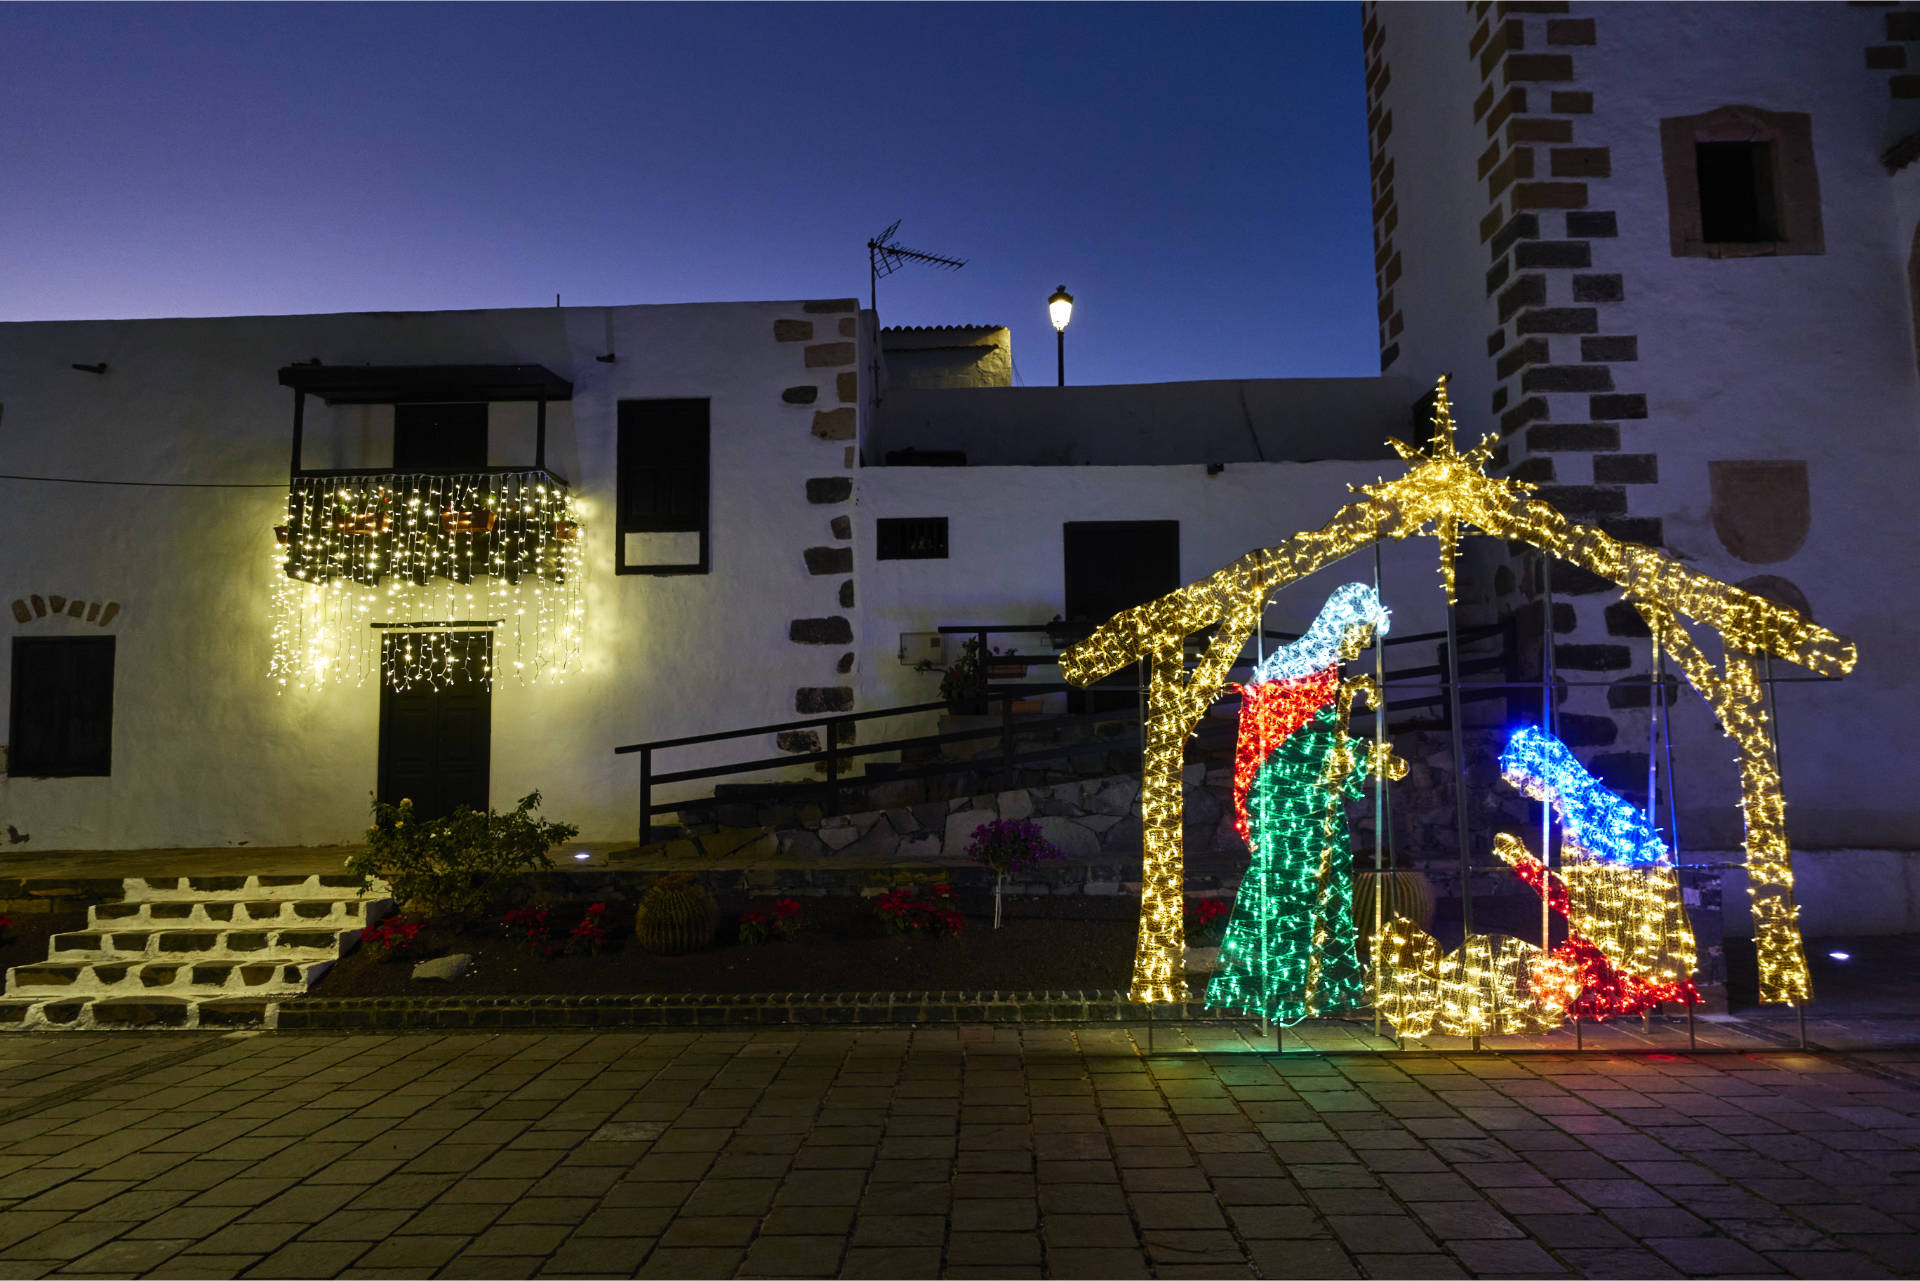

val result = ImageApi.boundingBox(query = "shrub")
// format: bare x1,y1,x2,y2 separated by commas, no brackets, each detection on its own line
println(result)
351,790,579,924
739,897,804,945
874,883,965,937
361,917,423,960
1185,896,1230,945
568,903,611,955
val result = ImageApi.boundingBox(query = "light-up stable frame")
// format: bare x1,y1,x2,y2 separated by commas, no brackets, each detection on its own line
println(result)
1061,376,1854,1007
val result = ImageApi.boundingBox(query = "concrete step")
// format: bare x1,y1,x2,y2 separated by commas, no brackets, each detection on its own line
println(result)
50,925,361,961
88,896,382,929
7,956,329,998
121,873,386,902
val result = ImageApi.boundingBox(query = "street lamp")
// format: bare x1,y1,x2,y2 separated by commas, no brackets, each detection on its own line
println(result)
1048,285,1074,386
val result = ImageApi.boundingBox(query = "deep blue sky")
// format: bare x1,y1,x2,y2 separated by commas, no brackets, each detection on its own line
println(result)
1,3,1377,387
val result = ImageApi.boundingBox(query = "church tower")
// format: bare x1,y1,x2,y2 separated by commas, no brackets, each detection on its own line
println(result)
1363,1,1920,865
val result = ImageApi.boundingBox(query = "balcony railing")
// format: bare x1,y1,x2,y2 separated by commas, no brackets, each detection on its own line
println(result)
279,468,576,586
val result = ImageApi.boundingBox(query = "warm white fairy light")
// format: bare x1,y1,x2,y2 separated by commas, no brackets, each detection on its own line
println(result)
269,471,585,693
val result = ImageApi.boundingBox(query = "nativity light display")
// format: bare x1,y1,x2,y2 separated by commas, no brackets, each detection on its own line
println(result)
1210,585,1403,1023
1371,727,1702,1041
1061,375,1854,1008
268,471,585,692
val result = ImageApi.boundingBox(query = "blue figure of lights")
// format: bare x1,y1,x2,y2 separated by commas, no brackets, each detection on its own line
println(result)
1499,725,1670,868
1249,582,1393,684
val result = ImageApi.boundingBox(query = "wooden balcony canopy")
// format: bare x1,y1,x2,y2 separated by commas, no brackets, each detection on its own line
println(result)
277,364,573,406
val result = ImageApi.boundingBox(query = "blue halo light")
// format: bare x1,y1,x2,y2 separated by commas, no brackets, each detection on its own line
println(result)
573,851,591,861
1829,950,1851,961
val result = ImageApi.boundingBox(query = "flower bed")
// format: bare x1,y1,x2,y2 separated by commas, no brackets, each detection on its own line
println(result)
309,893,1140,1000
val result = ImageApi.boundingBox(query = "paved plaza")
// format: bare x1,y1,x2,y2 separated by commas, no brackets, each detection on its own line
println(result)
2,1028,1920,1279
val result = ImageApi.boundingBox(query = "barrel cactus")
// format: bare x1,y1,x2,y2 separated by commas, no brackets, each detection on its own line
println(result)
1353,868,1436,942
635,873,719,956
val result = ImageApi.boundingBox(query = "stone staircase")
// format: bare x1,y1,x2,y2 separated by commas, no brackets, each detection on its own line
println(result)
0,872,391,1031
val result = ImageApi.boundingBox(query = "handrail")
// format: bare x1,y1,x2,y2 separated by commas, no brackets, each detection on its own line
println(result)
616,699,951,755
616,615,1519,845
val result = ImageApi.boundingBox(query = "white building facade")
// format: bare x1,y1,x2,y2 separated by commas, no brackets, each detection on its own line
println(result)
0,303,1439,853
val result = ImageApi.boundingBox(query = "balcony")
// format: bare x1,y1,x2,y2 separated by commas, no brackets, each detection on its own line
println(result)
280,469,576,586
270,363,583,691
277,363,577,588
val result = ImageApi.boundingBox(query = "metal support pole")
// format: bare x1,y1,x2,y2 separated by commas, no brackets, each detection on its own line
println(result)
638,747,652,847
1541,555,1555,964
1444,593,1474,948
535,395,548,473
1373,544,1387,1038
1000,694,1015,790
824,718,840,815
1687,999,1696,1052
289,389,306,485
1798,1003,1807,1052
1056,328,1065,387
1647,644,1662,836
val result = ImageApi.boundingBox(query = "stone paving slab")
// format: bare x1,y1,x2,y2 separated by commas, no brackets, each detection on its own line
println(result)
2,1027,1920,1277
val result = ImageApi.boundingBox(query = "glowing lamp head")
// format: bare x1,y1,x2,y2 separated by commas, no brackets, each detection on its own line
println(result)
1048,284,1074,333
1829,950,1850,961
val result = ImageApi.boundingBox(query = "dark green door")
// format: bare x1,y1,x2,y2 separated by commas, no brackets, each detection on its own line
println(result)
1063,520,1181,714
377,633,491,820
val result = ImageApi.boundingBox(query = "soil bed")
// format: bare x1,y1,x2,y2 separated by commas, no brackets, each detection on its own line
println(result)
311,894,1143,999
0,908,88,969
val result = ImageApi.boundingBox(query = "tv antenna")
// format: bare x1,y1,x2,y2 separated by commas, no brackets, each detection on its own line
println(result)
867,219,966,311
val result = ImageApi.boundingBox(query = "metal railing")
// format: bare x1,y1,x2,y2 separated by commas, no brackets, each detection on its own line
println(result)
613,616,1519,846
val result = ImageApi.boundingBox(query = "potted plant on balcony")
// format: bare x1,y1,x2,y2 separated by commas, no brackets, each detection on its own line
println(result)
938,637,990,715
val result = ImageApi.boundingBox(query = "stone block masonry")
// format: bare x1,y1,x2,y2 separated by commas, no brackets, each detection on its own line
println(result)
1363,2,1405,369
1449,0,1661,777
778,302,862,755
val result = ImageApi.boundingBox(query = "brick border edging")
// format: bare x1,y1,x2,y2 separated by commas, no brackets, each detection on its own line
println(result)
271,990,1224,1030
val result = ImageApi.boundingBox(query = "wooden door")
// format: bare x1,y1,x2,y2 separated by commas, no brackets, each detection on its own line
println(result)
377,633,491,820
1063,521,1181,713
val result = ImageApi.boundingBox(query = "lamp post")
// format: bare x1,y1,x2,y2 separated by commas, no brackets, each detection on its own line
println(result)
1048,285,1074,386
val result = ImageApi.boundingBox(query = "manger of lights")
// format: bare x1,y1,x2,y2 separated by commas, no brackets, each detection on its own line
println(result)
1061,375,1855,1012
268,471,585,692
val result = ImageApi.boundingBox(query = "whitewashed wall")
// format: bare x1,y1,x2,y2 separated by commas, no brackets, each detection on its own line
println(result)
0,302,863,850
853,462,1457,730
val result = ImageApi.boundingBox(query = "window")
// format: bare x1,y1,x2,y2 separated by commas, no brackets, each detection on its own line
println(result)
618,398,709,574
876,517,948,560
393,403,488,471
1695,142,1777,243
1661,106,1822,258
9,636,114,777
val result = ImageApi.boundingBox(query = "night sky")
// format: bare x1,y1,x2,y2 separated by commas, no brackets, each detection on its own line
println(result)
2,3,1376,388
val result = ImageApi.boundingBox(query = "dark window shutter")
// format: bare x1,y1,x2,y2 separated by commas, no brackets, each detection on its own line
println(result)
618,400,710,533
9,636,114,776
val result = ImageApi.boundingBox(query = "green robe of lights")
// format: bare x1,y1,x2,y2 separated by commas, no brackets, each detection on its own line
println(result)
1206,703,1375,1023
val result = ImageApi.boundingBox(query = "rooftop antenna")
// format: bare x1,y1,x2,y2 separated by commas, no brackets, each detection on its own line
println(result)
867,219,966,312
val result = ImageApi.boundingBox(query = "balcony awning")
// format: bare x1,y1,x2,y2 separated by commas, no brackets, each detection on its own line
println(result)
278,364,574,405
